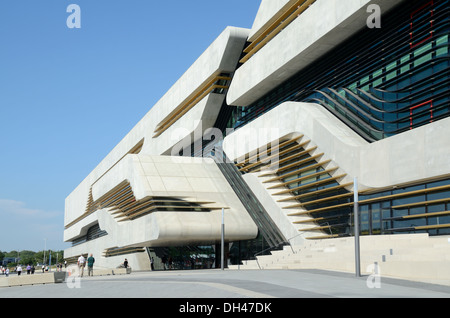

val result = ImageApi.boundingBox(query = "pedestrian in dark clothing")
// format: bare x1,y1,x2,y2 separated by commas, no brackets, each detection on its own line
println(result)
87,254,95,276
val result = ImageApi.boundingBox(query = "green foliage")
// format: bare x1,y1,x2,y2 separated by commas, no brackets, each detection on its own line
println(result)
0,249,65,266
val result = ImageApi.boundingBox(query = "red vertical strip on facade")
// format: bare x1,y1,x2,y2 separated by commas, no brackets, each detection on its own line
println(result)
409,100,434,129
410,0,434,49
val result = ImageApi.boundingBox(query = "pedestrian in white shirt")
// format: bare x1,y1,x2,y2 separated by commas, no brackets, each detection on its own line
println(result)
77,255,85,277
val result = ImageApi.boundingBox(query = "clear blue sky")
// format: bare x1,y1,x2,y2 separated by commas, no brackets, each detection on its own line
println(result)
0,0,261,252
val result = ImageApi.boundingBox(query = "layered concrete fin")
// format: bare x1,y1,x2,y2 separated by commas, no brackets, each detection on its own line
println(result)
248,0,295,41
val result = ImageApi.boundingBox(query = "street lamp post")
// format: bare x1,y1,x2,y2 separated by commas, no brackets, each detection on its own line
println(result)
354,177,361,277
221,208,225,271
43,238,47,265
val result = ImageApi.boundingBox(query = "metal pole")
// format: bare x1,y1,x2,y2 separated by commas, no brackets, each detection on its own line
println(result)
43,239,46,265
221,208,225,271
354,177,361,277
238,241,241,271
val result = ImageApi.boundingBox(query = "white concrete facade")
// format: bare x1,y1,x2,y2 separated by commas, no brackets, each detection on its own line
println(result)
65,156,258,270
65,0,450,273
64,27,258,270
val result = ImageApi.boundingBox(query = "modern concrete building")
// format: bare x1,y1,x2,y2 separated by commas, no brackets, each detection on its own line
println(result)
64,0,450,276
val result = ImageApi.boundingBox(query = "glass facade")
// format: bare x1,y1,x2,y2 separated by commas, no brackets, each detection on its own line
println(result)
71,223,108,247
228,0,450,142
359,179,450,236
233,135,450,240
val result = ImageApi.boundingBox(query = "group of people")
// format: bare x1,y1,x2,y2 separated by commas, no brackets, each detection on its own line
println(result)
1,265,34,276
0,267,10,276
76,254,129,277
1,262,67,276
76,254,95,277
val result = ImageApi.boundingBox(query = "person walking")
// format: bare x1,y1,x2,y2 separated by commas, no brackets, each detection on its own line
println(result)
17,265,22,276
87,254,95,276
77,254,85,277
162,256,167,270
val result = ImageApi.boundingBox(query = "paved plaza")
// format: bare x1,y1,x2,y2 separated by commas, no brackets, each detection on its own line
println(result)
1,269,450,299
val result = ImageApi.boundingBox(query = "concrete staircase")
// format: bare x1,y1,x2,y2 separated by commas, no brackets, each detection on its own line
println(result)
230,234,450,284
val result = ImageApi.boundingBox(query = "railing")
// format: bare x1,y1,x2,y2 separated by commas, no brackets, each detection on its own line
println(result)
210,153,288,248
253,233,306,270
320,222,333,236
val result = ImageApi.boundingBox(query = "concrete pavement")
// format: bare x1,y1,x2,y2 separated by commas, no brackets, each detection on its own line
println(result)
1,268,450,299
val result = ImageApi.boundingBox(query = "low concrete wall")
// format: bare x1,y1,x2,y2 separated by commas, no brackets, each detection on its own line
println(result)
0,272,64,288
85,267,132,276
0,268,131,288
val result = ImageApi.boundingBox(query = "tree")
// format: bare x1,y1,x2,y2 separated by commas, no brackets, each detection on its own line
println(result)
19,250,35,265
0,249,65,266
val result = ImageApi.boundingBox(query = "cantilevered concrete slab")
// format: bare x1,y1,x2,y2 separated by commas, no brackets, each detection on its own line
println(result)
227,0,404,107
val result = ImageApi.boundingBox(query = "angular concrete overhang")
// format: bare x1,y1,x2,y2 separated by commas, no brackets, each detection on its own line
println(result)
65,27,250,231
64,155,258,246
146,26,249,143
223,102,450,190
227,0,405,107
140,26,249,155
